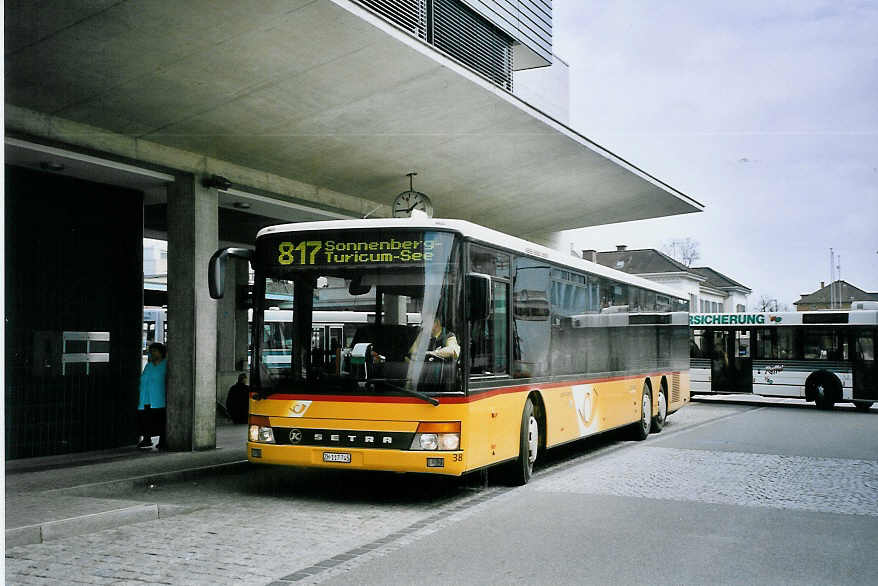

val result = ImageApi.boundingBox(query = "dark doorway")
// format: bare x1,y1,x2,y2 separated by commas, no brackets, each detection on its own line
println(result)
5,166,144,458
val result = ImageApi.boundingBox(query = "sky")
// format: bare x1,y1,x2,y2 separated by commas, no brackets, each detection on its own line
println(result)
552,0,878,308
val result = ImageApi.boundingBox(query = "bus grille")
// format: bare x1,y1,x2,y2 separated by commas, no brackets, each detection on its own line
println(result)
671,374,681,403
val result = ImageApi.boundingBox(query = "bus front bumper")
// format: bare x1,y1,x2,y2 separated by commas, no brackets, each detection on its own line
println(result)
247,442,466,476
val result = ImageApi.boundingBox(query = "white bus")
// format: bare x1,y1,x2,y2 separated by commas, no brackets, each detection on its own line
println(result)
689,308,877,410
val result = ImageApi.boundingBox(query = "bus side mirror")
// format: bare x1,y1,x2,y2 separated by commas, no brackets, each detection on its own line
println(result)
209,247,253,299
467,273,492,321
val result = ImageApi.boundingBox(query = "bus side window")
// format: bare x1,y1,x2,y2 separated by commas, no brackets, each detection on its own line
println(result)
471,282,508,375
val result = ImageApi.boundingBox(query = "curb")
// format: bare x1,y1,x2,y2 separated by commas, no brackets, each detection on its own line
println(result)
47,459,250,498
6,460,250,547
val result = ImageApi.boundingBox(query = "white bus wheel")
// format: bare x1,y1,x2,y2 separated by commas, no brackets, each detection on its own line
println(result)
814,381,836,410
651,388,668,433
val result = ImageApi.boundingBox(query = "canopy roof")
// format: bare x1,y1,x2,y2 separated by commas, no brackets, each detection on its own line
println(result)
5,0,702,238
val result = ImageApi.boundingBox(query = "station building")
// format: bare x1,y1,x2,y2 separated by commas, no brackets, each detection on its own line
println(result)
4,0,703,458
586,246,750,314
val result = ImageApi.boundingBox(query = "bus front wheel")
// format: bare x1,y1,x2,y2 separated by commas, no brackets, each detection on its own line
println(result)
504,398,538,486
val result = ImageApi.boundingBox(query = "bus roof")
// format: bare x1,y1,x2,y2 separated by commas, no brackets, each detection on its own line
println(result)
257,217,684,300
690,310,878,326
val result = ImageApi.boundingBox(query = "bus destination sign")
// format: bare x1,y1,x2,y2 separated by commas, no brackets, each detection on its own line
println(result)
260,231,440,268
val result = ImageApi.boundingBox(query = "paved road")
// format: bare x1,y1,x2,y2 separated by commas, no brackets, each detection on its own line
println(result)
6,402,877,585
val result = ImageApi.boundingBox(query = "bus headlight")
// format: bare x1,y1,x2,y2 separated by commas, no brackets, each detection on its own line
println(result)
410,422,461,451
248,416,275,444
438,433,460,451
417,433,439,450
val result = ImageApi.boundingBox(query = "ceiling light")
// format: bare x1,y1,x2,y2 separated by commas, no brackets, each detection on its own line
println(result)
232,202,251,209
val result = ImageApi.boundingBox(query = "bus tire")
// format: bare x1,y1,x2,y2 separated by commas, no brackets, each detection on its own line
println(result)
631,385,652,441
651,386,668,433
813,379,836,410
504,398,538,486
854,402,873,412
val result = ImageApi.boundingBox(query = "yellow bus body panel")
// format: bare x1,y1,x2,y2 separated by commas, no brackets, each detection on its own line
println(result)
248,372,689,475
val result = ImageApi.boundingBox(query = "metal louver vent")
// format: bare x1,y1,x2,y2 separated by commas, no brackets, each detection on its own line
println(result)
358,0,428,39
431,0,514,91
356,0,514,91
671,373,681,404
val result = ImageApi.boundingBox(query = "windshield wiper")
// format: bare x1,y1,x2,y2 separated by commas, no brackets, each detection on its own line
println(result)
369,378,440,407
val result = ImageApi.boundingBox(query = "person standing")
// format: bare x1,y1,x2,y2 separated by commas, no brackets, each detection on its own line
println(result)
225,373,250,424
138,342,167,449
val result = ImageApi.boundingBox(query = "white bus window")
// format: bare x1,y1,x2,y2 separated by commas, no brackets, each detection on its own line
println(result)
691,329,708,358
756,328,799,360
804,328,847,361
734,330,750,358
855,333,874,361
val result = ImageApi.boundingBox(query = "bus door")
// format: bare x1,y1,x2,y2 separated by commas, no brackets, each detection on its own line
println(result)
710,329,753,393
853,329,877,401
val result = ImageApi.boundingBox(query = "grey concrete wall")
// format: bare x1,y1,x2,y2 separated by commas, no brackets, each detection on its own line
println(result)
5,105,390,221
166,175,218,451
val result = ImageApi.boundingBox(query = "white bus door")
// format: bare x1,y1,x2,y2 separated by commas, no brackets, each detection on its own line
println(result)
710,329,753,393
853,330,877,402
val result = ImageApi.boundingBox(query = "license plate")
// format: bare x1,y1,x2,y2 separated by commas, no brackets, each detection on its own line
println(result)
323,452,351,463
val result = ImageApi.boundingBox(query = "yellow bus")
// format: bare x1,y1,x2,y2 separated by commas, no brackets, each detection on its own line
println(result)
209,217,691,484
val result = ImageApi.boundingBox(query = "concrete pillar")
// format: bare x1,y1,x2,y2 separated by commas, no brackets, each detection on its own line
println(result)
166,174,218,451
217,258,249,407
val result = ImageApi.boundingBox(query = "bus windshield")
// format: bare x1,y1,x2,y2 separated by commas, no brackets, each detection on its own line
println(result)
254,230,461,398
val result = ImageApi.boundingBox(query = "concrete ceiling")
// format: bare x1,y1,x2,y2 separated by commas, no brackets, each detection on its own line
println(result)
5,0,702,238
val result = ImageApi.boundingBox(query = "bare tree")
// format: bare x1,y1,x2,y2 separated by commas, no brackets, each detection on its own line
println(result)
661,238,700,267
753,296,789,312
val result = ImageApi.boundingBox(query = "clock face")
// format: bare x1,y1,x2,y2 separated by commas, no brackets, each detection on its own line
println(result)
392,190,434,218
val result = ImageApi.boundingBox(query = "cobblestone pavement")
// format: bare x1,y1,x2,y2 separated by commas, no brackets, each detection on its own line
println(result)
11,402,874,585
532,446,878,517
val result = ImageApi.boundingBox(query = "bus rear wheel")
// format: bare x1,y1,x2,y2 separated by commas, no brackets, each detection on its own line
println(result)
631,385,652,441
504,398,538,486
854,402,873,412
651,387,668,433
814,381,835,410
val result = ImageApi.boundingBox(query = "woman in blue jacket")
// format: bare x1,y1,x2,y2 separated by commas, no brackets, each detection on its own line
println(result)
139,342,167,449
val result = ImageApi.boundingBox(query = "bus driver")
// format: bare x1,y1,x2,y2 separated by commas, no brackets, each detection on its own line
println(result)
408,318,460,362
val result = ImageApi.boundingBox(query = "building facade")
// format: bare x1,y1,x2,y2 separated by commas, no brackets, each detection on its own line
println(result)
794,280,878,311
586,246,750,313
